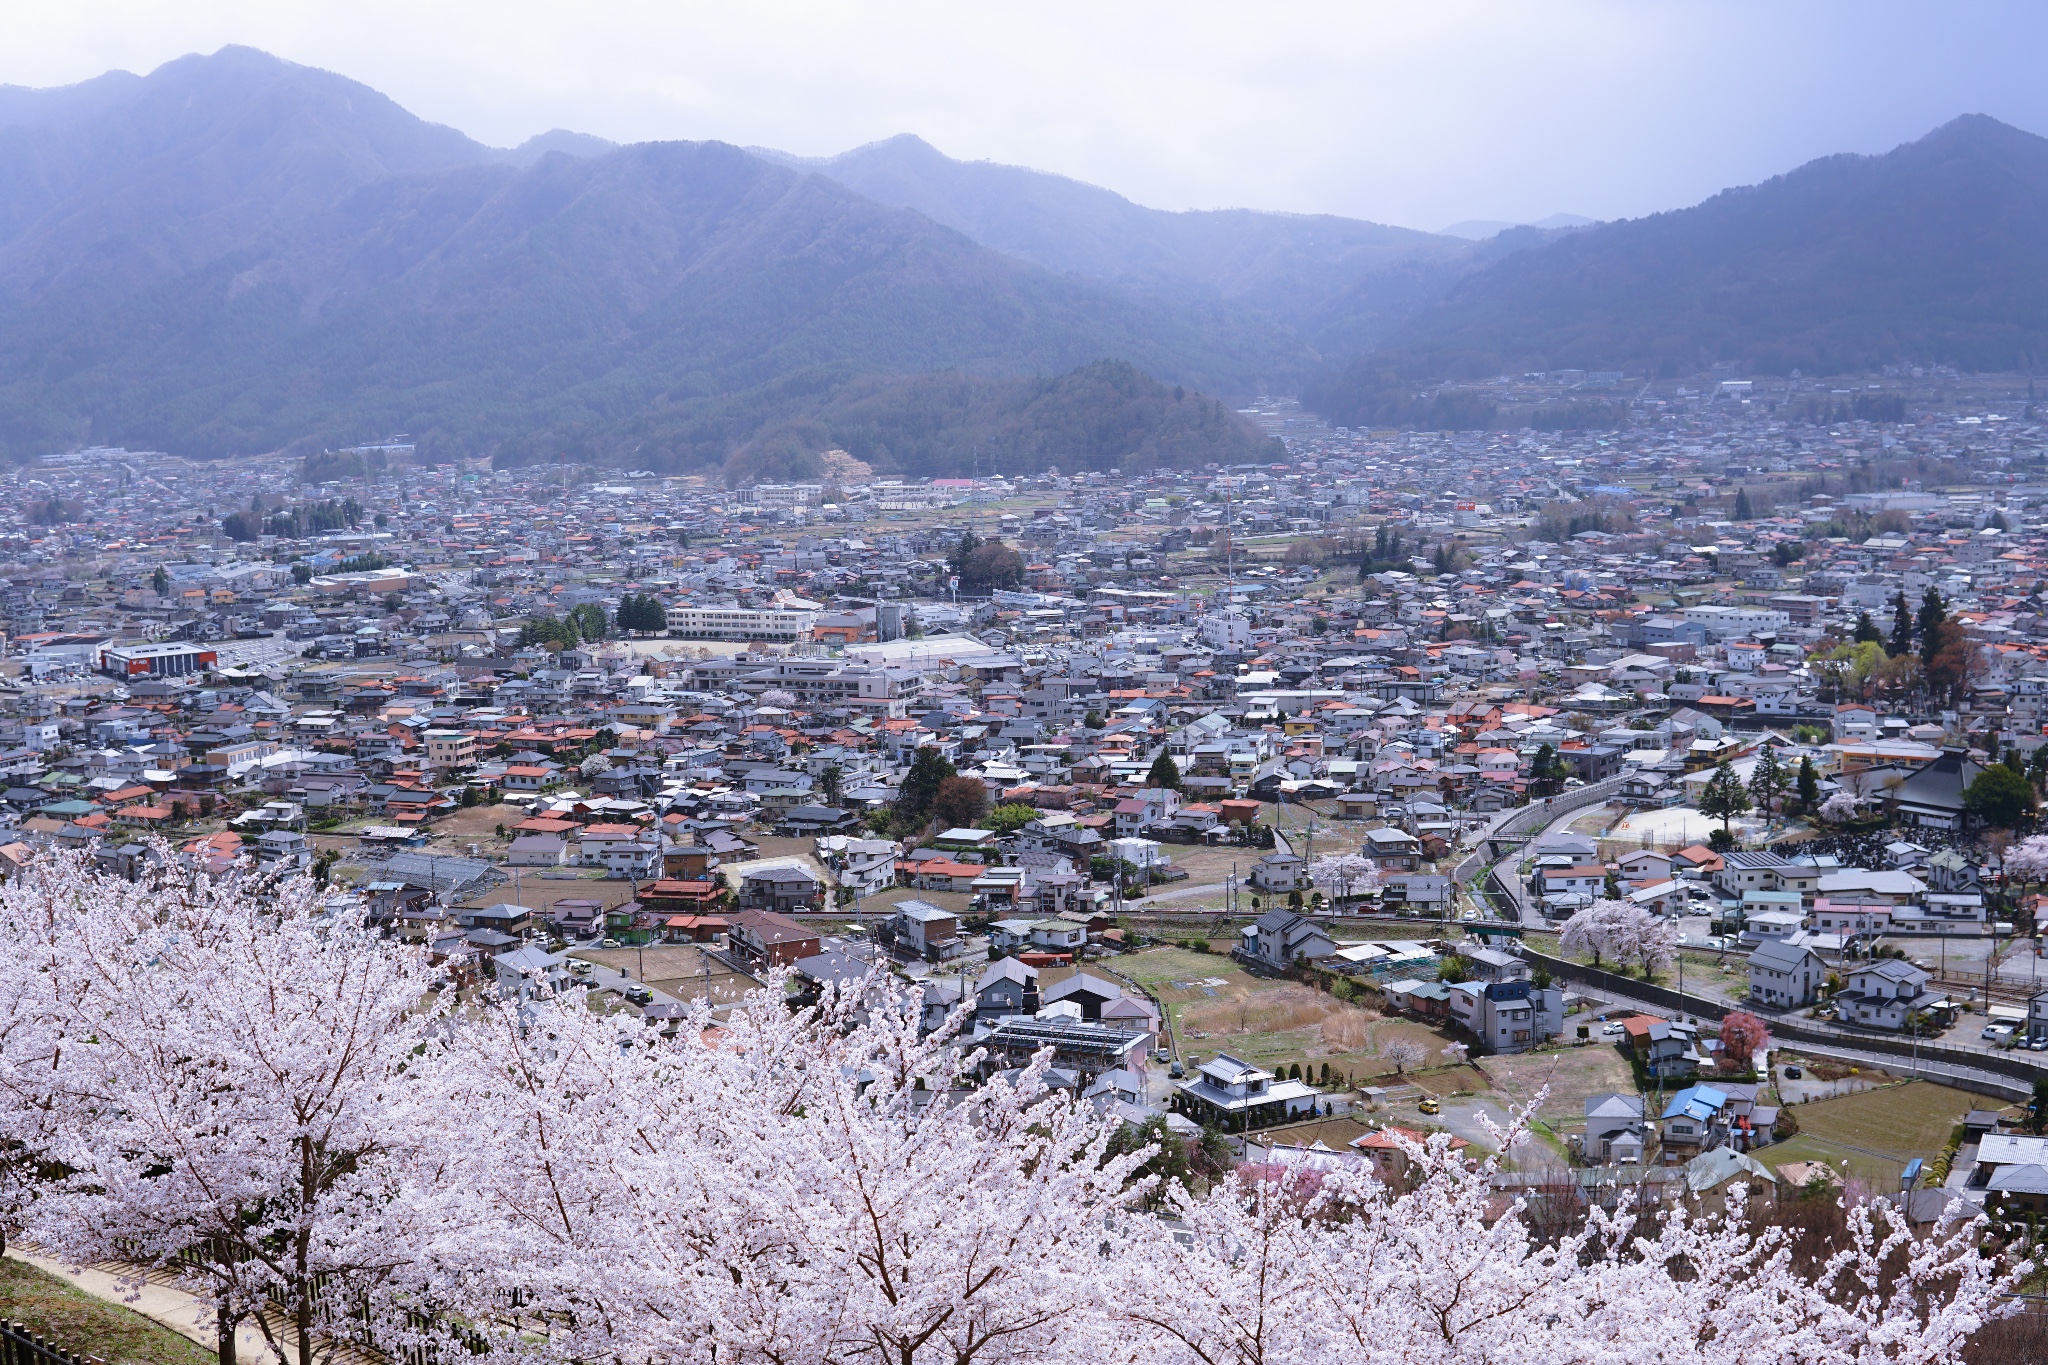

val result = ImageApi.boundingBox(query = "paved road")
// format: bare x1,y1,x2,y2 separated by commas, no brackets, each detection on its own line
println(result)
1575,978,2034,1101
1452,777,1629,928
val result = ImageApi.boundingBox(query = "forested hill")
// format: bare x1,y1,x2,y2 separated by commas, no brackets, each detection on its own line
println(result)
1316,114,2048,400
709,361,1282,484
0,48,1306,470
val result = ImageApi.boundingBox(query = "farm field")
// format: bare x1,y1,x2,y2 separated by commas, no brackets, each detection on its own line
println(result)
1762,1081,1978,1187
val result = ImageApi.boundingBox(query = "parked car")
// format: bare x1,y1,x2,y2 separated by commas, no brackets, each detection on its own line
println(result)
1982,1022,2016,1042
1602,1022,1625,1036
1417,1097,1442,1115
1782,1066,1803,1080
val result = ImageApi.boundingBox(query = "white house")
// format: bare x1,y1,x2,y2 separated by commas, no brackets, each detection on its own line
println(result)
1174,1052,1321,1131
1836,959,1937,1031
1747,939,1825,1009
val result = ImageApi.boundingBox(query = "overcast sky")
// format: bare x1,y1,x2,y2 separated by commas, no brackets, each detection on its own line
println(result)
6,1,2047,232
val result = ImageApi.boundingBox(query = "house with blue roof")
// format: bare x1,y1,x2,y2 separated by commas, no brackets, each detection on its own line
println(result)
1660,1084,1730,1152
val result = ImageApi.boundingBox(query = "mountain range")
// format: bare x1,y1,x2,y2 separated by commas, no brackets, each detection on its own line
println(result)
1309,113,2048,423
1,45,2044,465
0,48,1338,471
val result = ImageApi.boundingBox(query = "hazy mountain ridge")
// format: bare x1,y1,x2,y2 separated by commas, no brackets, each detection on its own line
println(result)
779,133,1481,354
1320,114,2048,396
0,48,1298,471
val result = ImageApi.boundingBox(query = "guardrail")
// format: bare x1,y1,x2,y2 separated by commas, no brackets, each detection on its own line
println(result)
0,1323,102,1365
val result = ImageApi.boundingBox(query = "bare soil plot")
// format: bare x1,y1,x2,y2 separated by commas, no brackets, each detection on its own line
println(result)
570,943,759,1005
1122,948,1452,1083
1788,1080,1975,1155
431,802,528,840
1409,1063,1493,1097
1478,1044,1639,1126
1761,1081,1977,1188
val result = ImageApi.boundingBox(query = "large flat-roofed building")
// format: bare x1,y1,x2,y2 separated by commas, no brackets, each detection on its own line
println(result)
666,607,816,642
98,641,217,678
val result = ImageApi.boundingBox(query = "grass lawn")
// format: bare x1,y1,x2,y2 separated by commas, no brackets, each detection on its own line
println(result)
0,1258,212,1365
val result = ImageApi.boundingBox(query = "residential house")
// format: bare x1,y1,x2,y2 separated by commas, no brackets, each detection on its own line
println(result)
885,899,962,962
1660,1084,1731,1152
725,908,822,968
1836,960,1939,1031
975,958,1041,1020
1248,849,1311,893
1747,939,1826,1009
1585,1092,1649,1164
1445,979,1564,1054
735,863,824,913
1241,908,1337,969
1381,874,1453,914
1173,1053,1322,1132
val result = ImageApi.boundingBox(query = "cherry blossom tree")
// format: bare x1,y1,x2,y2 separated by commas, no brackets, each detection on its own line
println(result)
1,851,442,1365
1820,790,1864,823
386,976,1152,1365
1107,1117,2021,1365
1719,1010,1772,1071
1310,853,1375,903
2005,833,2048,883
1381,1039,1428,1074
0,856,2025,1365
0,847,83,1259
1561,898,1673,974
1559,897,1630,967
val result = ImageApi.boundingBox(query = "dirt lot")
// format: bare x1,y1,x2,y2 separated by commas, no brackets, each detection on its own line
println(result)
430,802,529,841
1477,1044,1639,1127
1786,1080,1976,1153
569,944,760,1005
1118,947,1455,1085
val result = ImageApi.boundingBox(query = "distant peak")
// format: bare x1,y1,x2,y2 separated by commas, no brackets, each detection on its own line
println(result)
833,132,946,164
1438,213,1594,241
1914,112,2037,148
501,128,618,166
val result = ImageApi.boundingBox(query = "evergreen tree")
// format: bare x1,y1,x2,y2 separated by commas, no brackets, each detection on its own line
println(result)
1851,611,1882,645
1887,590,1914,657
1146,752,1182,791
566,602,609,643
1732,488,1753,520
1964,764,2037,828
151,565,170,595
894,746,957,829
1796,755,1820,809
948,531,981,577
1698,761,1753,834
1747,746,1785,811
1917,587,1947,667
